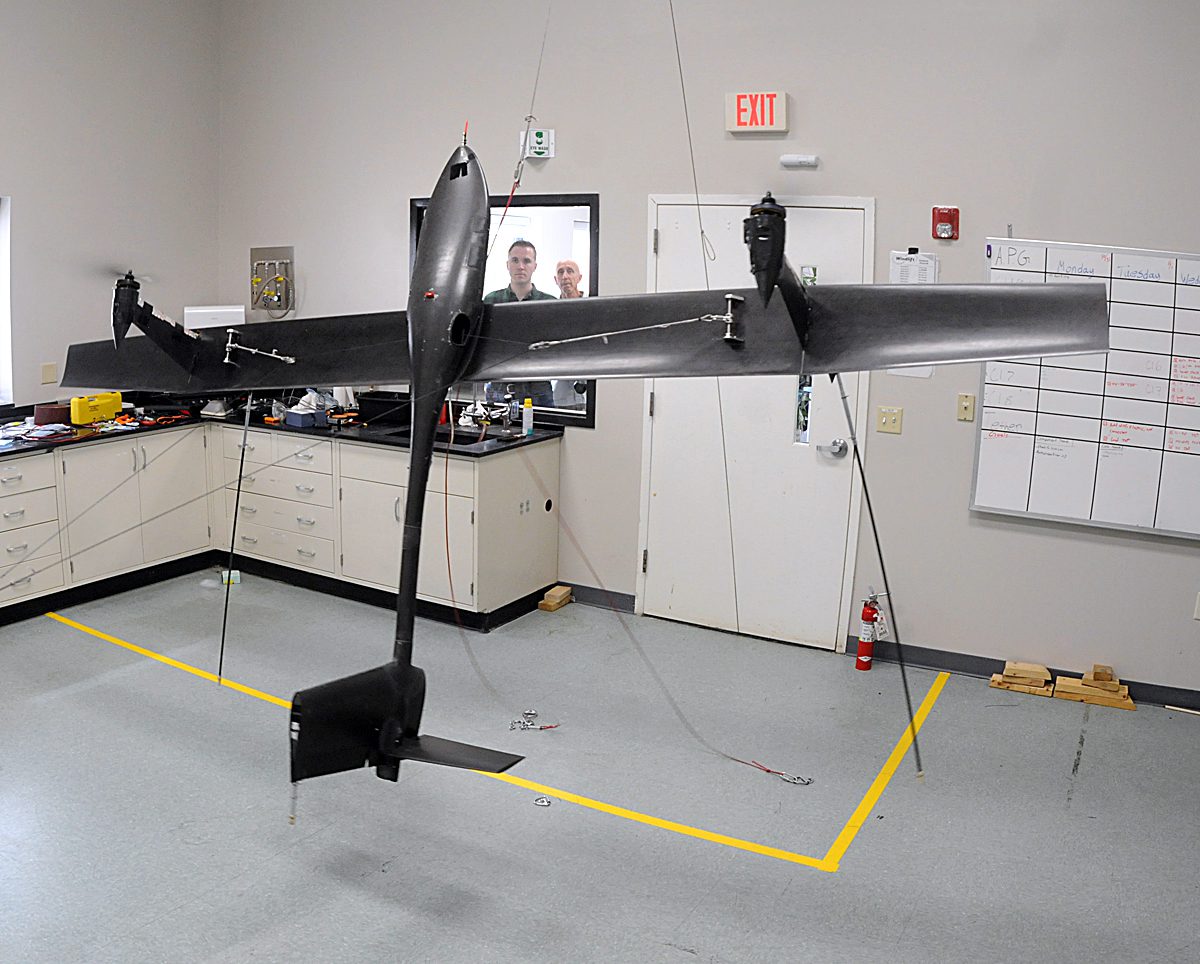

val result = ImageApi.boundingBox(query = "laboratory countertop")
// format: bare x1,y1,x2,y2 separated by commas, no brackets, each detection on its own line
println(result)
0,414,563,461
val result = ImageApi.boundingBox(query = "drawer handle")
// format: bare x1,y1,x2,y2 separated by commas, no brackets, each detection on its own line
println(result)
296,548,316,557
237,443,256,451
295,484,315,494
0,474,22,484
239,505,257,514
294,452,315,461
296,516,316,526
6,543,28,553
240,535,258,544
243,475,256,483
3,509,25,520
12,573,31,585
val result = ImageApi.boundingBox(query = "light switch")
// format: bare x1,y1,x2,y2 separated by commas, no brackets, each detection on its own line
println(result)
876,406,903,434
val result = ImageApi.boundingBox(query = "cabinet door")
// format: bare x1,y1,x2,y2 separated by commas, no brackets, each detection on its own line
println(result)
340,478,473,601
340,477,403,588
418,490,474,604
60,441,143,582
139,428,210,564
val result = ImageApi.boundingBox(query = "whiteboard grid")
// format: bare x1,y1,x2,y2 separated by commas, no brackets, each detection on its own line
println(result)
970,238,1200,541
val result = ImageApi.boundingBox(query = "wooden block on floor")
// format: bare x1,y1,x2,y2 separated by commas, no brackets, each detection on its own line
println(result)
1004,661,1051,681
990,673,1054,696
1083,672,1122,692
1054,677,1135,710
538,595,571,612
543,585,572,605
1092,663,1114,682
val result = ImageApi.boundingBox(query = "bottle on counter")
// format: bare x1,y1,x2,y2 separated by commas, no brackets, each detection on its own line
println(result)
522,397,534,436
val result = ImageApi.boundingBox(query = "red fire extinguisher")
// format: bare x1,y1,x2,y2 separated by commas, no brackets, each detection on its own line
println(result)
856,590,888,671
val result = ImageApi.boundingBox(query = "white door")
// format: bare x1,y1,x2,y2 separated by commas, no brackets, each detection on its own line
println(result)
639,196,873,649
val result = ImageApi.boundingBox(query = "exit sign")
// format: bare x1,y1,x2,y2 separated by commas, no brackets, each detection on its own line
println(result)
725,91,787,132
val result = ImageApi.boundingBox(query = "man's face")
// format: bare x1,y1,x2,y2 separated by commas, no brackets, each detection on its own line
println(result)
508,245,536,285
555,260,582,297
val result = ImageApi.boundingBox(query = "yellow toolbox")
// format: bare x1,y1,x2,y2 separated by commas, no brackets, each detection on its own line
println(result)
70,392,123,425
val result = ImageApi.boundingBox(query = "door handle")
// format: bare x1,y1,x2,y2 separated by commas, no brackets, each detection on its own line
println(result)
141,446,148,470
816,438,849,458
132,448,138,473
393,496,401,522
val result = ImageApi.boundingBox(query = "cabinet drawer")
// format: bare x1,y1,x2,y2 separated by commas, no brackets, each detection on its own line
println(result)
0,453,55,495
0,556,63,602
225,459,334,507
0,520,62,565
273,435,332,474
339,441,472,495
234,521,335,573
0,487,58,533
225,490,335,539
222,427,273,465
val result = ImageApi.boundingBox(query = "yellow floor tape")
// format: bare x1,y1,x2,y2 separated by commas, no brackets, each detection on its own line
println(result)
45,611,948,872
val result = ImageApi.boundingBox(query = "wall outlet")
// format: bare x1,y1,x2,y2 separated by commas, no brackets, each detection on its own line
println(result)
876,406,903,434
40,362,57,385
957,393,976,422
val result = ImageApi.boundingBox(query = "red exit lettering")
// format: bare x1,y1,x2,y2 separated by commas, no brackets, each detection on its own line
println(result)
736,92,777,127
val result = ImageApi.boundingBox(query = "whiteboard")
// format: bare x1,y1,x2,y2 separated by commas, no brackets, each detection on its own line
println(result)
971,238,1200,541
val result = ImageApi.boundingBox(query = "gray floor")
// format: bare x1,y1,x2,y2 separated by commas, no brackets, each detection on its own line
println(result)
2,571,1198,963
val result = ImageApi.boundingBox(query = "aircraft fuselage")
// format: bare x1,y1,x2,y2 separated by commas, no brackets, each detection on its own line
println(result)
393,145,491,665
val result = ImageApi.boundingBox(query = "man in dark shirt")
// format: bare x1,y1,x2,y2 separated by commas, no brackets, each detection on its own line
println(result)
483,240,556,405
483,240,558,303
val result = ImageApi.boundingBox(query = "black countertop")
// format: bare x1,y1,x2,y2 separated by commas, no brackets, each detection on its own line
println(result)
0,414,563,461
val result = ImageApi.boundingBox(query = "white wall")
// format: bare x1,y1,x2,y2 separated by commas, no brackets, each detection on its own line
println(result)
208,1,1200,688
0,0,221,406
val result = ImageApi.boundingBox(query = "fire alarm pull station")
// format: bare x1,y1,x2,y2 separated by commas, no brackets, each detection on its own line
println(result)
932,206,959,241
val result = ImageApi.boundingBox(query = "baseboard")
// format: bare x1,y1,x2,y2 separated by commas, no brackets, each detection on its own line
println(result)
0,554,214,628
846,635,1200,712
568,584,635,613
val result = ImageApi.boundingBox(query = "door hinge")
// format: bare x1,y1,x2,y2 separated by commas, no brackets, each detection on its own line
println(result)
470,510,474,525
207,526,211,538
340,553,344,567
648,391,655,417
652,227,659,255
203,434,207,449
470,581,474,597
641,548,648,573
69,559,74,575
61,460,66,474
338,487,342,501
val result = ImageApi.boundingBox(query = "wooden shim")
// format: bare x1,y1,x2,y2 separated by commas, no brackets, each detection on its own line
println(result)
1055,676,1128,699
1092,663,1114,682
1004,660,1051,681
1082,672,1121,692
990,674,1053,696
544,585,573,605
538,596,571,612
1053,682,1135,710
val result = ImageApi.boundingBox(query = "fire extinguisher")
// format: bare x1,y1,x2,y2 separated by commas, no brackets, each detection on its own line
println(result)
856,590,888,671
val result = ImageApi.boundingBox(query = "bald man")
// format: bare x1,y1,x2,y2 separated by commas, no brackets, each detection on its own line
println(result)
554,259,584,298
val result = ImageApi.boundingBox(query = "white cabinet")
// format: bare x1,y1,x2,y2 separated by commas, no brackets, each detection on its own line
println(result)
338,438,558,612
218,428,335,575
60,426,209,583
0,451,63,600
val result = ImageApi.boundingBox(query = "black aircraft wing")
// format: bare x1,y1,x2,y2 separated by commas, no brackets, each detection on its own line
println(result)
60,282,1108,393
61,310,411,392
465,282,1109,383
